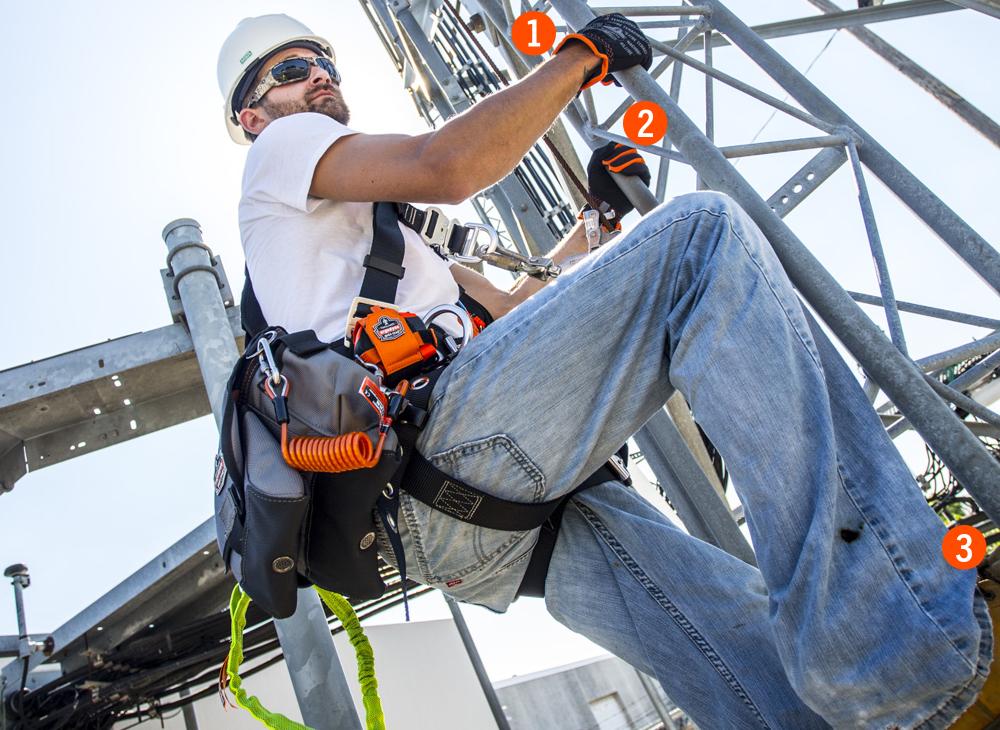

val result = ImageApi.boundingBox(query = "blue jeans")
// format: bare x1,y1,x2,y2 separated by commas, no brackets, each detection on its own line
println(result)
394,192,991,728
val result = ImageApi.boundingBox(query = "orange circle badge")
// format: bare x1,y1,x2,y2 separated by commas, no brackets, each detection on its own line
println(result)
512,12,556,55
623,101,668,146
942,525,986,570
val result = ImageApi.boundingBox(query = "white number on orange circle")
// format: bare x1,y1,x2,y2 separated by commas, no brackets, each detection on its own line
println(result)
956,533,973,563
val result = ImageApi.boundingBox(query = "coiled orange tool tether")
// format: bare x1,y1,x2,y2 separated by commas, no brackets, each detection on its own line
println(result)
276,379,409,473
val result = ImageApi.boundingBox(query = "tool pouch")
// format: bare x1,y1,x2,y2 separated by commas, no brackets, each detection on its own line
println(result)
214,328,403,619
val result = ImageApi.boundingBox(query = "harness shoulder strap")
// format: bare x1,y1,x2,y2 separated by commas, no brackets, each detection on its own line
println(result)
240,266,268,337
360,202,407,303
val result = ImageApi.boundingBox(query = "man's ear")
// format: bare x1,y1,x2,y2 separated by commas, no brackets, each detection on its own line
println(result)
238,106,269,138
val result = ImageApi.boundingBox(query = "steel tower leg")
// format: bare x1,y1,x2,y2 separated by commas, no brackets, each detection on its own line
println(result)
162,220,361,730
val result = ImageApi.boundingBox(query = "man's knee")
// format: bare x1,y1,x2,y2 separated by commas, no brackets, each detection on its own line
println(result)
645,190,739,220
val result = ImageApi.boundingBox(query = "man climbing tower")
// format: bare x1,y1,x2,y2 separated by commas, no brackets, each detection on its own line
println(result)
216,12,996,728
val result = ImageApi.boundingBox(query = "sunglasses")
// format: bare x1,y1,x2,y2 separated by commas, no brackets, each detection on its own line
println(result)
247,56,342,108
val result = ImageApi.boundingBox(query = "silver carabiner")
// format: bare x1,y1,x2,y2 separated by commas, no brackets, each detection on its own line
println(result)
255,335,281,386
244,329,278,359
452,223,499,264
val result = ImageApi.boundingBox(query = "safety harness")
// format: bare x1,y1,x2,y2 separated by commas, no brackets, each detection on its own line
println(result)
216,201,629,729
242,201,628,586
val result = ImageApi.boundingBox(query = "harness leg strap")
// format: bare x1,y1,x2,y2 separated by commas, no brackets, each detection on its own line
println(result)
516,445,631,599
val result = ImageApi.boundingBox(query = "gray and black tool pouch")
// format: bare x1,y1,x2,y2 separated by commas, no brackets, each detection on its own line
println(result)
214,329,402,619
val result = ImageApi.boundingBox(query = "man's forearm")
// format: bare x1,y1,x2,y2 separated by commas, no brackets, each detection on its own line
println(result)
424,46,600,200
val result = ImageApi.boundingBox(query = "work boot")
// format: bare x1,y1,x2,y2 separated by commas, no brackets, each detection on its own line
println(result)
950,578,1000,729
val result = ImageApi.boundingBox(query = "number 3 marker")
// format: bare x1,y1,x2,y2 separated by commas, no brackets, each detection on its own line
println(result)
942,525,987,570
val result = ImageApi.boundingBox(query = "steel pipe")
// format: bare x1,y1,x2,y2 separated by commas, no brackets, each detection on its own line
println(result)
945,0,1000,20
805,0,1000,148
590,5,710,15
721,135,847,158
163,220,358,730
273,589,363,730
162,220,241,430
846,142,908,354
848,292,1000,330
916,330,1000,373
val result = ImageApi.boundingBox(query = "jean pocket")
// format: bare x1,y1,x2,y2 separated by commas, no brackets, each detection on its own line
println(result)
401,434,545,586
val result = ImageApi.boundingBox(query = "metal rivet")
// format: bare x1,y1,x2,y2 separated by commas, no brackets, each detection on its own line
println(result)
272,556,295,573
360,532,376,550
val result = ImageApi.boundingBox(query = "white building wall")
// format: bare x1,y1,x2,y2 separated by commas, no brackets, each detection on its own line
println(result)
123,619,499,730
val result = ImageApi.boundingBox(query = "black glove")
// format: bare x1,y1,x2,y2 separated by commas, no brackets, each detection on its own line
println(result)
554,13,653,90
587,142,651,217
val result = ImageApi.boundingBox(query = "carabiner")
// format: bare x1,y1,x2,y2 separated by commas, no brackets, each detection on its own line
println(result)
452,223,499,264
255,336,281,386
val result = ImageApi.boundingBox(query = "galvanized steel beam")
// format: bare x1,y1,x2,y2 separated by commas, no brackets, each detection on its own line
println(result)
848,292,1000,330
805,0,1000,148
701,0,1000,293
0,309,242,494
945,0,1000,20
633,410,756,566
766,146,848,218
685,0,960,50
1,519,221,689
273,589,363,729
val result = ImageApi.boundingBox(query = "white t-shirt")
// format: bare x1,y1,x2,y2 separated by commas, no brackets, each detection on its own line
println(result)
239,112,461,342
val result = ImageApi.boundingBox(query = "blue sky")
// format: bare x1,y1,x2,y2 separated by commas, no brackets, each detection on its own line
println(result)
1,1,997,683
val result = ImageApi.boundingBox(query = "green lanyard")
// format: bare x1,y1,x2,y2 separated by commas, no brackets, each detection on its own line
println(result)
223,584,386,730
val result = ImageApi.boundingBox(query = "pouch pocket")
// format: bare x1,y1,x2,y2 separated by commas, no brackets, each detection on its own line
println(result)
241,485,308,618
304,449,400,601
240,411,309,619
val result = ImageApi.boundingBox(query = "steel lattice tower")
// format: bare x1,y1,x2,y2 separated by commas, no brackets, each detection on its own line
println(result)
2,2,997,727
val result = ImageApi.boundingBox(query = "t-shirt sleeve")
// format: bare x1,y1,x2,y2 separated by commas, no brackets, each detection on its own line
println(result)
241,113,358,215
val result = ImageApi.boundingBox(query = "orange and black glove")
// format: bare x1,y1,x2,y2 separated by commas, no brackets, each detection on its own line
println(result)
587,142,651,218
554,13,653,90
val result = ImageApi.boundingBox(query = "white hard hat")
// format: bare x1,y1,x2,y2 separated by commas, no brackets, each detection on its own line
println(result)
218,14,335,144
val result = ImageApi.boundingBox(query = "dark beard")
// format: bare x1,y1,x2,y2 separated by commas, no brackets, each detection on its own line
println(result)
261,88,351,126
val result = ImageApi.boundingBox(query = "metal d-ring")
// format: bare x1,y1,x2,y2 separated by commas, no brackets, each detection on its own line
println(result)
424,304,474,347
